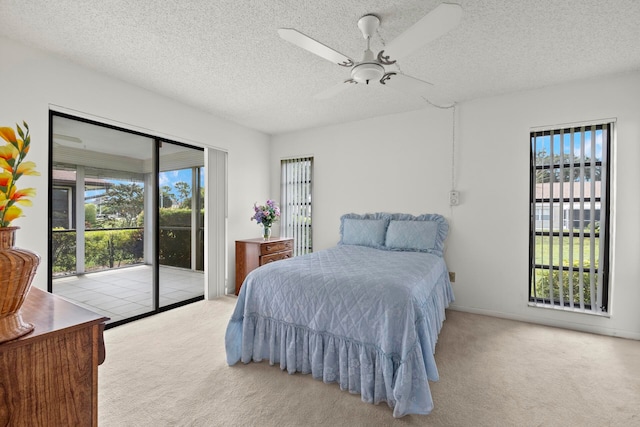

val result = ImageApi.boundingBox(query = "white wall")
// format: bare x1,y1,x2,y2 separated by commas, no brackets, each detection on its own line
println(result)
0,36,270,293
271,107,455,250
271,71,640,340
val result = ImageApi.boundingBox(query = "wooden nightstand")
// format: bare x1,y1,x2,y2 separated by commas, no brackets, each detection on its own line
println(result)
235,237,293,294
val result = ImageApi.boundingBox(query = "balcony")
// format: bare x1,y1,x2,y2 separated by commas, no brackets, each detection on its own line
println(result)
52,226,204,325
53,265,203,324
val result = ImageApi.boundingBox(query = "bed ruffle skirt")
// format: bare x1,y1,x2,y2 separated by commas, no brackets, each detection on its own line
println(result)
225,279,452,418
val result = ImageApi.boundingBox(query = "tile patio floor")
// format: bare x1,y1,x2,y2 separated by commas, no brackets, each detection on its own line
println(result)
52,265,204,324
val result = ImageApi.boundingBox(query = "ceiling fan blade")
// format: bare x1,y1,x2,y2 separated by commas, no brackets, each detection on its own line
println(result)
278,28,354,67
382,3,462,62
314,80,357,100
381,73,433,96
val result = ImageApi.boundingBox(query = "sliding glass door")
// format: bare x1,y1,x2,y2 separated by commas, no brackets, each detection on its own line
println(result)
50,113,204,327
158,140,205,307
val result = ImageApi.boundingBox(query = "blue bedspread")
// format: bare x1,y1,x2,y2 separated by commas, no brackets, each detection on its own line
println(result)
225,244,454,418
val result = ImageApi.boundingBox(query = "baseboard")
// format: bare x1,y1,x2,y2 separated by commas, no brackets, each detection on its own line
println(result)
447,304,640,341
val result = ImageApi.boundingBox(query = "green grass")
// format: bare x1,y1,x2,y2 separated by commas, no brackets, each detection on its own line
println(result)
533,231,600,304
534,234,600,267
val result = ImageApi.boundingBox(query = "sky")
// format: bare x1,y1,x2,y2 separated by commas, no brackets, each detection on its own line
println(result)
533,127,604,162
159,169,193,189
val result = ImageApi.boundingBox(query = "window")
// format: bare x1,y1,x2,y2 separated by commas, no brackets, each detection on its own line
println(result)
52,185,73,229
529,122,612,314
281,157,313,256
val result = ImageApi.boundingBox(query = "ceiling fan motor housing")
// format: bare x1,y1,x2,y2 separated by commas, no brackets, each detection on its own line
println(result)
351,45,385,84
351,61,384,84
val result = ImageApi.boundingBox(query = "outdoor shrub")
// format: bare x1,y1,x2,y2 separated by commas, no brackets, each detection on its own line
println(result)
535,260,598,305
52,229,77,274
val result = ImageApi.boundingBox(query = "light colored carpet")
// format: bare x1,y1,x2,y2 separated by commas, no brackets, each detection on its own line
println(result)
99,297,640,426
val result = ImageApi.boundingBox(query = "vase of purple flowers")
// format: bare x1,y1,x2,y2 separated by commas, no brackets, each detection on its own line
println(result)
251,199,280,240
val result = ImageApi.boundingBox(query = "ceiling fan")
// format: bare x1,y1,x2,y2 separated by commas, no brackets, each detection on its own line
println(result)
278,3,463,99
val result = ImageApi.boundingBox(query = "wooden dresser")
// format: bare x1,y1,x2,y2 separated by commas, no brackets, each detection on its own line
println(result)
0,287,109,427
235,237,293,294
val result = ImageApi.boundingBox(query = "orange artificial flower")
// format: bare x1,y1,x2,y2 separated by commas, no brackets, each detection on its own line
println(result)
0,127,17,145
0,205,22,224
0,121,39,227
16,161,38,177
11,187,36,204
0,171,11,187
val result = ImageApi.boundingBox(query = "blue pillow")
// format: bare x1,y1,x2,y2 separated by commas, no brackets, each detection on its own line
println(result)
385,213,448,255
339,213,390,248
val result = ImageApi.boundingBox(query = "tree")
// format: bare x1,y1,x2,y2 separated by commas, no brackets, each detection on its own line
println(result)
174,181,191,208
535,151,601,184
160,185,175,208
178,187,204,210
101,182,144,227
85,203,97,228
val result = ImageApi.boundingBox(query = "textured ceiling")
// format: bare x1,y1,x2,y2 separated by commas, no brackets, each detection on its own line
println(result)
1,0,639,135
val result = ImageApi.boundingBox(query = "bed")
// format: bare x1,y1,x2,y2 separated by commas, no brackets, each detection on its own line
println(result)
225,213,453,418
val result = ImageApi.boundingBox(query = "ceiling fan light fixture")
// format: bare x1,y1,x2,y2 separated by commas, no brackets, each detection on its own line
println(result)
351,62,384,84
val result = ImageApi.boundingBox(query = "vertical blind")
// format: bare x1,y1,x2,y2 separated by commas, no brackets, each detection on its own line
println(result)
529,123,611,313
280,157,313,256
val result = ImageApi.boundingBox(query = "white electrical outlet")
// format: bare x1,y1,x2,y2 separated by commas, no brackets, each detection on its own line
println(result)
449,190,459,206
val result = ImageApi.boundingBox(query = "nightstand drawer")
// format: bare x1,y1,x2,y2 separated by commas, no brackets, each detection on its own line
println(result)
261,250,292,265
260,240,293,255
235,237,294,295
